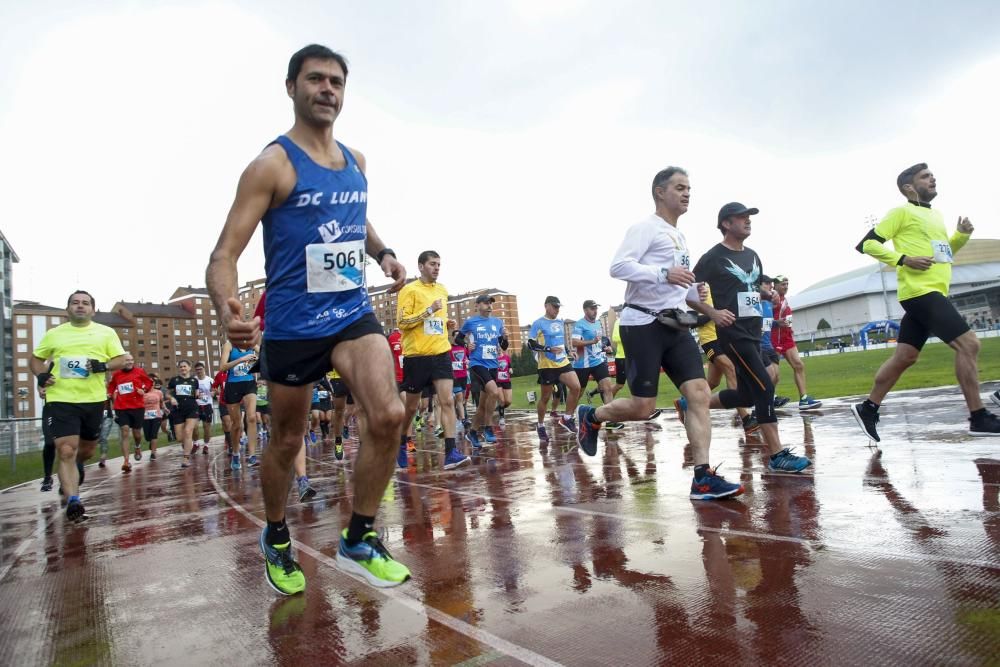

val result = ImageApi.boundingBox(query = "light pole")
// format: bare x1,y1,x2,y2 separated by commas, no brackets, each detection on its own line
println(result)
865,214,893,321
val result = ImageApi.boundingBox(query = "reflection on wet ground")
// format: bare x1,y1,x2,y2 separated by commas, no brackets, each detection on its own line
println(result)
0,386,998,665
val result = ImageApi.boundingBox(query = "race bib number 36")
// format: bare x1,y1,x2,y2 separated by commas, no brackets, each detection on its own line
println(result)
60,356,89,379
737,291,762,318
306,240,366,293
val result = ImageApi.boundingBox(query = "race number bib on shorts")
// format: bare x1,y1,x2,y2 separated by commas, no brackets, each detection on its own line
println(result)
175,384,192,396
145,410,159,419
423,318,445,336
305,240,366,293
59,356,89,379
737,292,762,318
931,240,953,264
481,344,497,360
117,382,134,394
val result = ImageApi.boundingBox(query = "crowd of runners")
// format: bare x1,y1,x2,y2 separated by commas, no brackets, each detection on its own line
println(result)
27,44,1000,597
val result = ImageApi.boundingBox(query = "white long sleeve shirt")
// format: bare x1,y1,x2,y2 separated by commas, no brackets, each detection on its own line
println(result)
609,213,690,325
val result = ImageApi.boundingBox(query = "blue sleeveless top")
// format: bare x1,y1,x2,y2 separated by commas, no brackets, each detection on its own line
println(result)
227,346,256,383
262,136,373,340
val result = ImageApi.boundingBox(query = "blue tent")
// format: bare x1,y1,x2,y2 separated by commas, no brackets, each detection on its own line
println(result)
859,320,900,349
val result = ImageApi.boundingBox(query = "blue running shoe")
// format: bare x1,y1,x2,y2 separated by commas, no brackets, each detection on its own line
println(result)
259,526,305,595
576,405,600,456
768,448,811,473
483,427,497,444
247,455,260,468
559,415,576,433
798,395,823,411
309,431,317,444
396,442,408,469
465,430,481,448
690,465,744,500
231,454,242,471
443,448,471,470
343,426,350,439
536,424,549,442
336,529,411,588
673,397,687,424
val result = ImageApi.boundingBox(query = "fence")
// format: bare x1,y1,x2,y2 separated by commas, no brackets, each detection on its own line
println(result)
0,418,44,474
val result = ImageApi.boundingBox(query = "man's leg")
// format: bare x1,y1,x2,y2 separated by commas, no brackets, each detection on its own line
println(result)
716,354,749,419
597,377,615,405
243,392,258,458
433,379,466,464
474,380,499,431
221,412,233,452
56,434,82,497
951,331,985,412
537,383,552,424
561,370,582,416
119,423,131,464
680,379,712,466
182,418,198,459
868,343,920,405
262,384,312,521
784,347,808,398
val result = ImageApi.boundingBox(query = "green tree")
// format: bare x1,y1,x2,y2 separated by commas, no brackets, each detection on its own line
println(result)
514,346,537,377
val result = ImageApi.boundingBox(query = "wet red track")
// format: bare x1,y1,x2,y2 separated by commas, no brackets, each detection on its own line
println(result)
1,386,998,666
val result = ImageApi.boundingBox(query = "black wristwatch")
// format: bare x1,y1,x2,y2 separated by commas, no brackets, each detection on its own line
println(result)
376,248,396,264
897,255,907,266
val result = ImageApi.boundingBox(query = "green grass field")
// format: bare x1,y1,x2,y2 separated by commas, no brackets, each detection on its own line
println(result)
505,337,1000,409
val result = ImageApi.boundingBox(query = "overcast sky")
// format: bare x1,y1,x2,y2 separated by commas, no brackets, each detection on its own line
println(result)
3,1,999,324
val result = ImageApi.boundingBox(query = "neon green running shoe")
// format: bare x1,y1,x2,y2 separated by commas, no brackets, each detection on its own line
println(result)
336,529,411,588
259,527,306,595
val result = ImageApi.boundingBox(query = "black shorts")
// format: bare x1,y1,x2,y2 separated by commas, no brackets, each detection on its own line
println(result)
197,403,214,423
701,340,723,364
46,402,104,441
115,407,145,429
224,380,257,405
761,346,781,366
143,418,162,443
402,352,453,394
173,400,199,421
312,400,332,412
497,381,511,389
575,362,610,386
615,357,626,385
621,322,705,398
331,379,351,399
453,377,468,393
469,365,498,387
260,312,384,386
256,403,270,415
717,336,777,425
537,365,574,386
899,291,970,350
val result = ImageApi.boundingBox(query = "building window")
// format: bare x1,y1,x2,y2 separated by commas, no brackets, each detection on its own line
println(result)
16,343,27,353
137,317,143,324
137,328,144,335
123,329,130,335
151,362,158,369
18,400,28,413
17,372,28,381
197,340,204,346
15,315,26,324
17,358,27,367
50,316,60,325
196,328,204,336
138,351,145,357
211,319,217,325
174,330,181,336
196,308,202,314
185,330,192,336
16,328,27,338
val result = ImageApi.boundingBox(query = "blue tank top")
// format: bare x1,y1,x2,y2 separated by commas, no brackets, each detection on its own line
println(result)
227,347,255,383
262,136,373,340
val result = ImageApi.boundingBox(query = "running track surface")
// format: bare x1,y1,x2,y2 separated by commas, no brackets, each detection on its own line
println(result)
1,386,998,666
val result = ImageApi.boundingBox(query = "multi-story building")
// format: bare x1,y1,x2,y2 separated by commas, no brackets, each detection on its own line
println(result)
112,301,201,379
1,229,19,418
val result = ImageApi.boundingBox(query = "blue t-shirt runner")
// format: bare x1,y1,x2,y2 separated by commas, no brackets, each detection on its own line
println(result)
460,315,506,369
571,318,607,369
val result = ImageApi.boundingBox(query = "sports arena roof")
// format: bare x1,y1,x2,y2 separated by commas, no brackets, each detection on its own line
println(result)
794,239,1000,309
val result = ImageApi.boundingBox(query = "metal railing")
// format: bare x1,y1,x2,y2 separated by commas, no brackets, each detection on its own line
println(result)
0,418,44,473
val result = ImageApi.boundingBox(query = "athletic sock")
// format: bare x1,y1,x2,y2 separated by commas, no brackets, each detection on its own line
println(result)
863,399,880,411
346,512,375,545
497,406,505,418
266,518,290,545
694,464,710,478
77,462,85,486
444,437,456,454
320,422,330,437
971,407,987,418
68,495,80,504
42,441,55,478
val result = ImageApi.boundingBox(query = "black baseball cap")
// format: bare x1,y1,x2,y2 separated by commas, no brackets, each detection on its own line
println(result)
760,274,773,283
544,296,561,306
717,202,760,227
583,299,600,309
475,294,495,304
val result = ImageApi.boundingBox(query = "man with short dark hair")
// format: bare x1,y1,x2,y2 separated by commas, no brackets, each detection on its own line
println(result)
108,354,153,472
852,163,1000,439
459,294,507,447
395,251,469,469
31,291,128,521
572,300,623,430
529,296,582,442
206,43,411,595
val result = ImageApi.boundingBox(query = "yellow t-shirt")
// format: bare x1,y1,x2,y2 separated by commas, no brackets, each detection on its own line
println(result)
696,288,717,345
327,368,340,380
33,321,126,404
611,320,624,358
396,279,451,356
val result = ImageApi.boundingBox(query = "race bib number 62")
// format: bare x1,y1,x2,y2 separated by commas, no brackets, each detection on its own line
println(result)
306,240,366,293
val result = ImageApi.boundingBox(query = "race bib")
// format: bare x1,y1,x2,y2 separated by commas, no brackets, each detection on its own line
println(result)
145,409,159,419
318,390,329,399
737,291,762,318
232,361,251,377
175,384,193,397
117,382,134,395
423,318,444,336
481,344,497,360
674,250,690,270
931,240,953,264
305,240,366,293
59,356,89,379
762,317,774,333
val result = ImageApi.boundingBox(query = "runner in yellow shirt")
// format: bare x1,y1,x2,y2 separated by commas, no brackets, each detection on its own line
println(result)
31,290,127,522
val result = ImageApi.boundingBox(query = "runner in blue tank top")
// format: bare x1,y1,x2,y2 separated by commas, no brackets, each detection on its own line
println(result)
219,341,259,469
206,44,410,596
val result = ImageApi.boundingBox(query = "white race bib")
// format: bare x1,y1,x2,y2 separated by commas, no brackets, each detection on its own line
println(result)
175,384,192,396
117,382,134,395
59,356,89,379
423,318,445,336
305,240,366,293
481,344,497,360
931,240,953,264
318,390,329,399
232,362,251,377
145,409,159,419
762,317,774,333
674,250,690,270
737,291,762,318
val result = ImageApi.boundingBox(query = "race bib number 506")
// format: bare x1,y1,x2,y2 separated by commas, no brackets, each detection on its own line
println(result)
306,240,366,293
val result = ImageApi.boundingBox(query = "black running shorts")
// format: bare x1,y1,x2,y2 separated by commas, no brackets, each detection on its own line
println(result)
701,340,723,364
46,401,104,441
224,380,257,405
402,352,453,394
197,404,214,423
574,362,610,386
469,365,498,387
898,291,970,350
621,322,705,398
330,379,350,399
614,357,626,385
115,407,145,430
537,365,573,386
762,346,781,366
173,400,199,421
260,312,385,386
717,336,777,425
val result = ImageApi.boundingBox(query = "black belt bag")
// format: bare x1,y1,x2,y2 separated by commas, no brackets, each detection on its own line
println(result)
624,303,699,332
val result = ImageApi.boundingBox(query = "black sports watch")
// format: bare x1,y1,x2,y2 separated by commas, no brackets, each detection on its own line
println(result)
376,248,397,264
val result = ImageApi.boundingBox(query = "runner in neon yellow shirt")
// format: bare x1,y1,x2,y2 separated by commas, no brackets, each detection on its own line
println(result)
851,163,1000,439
